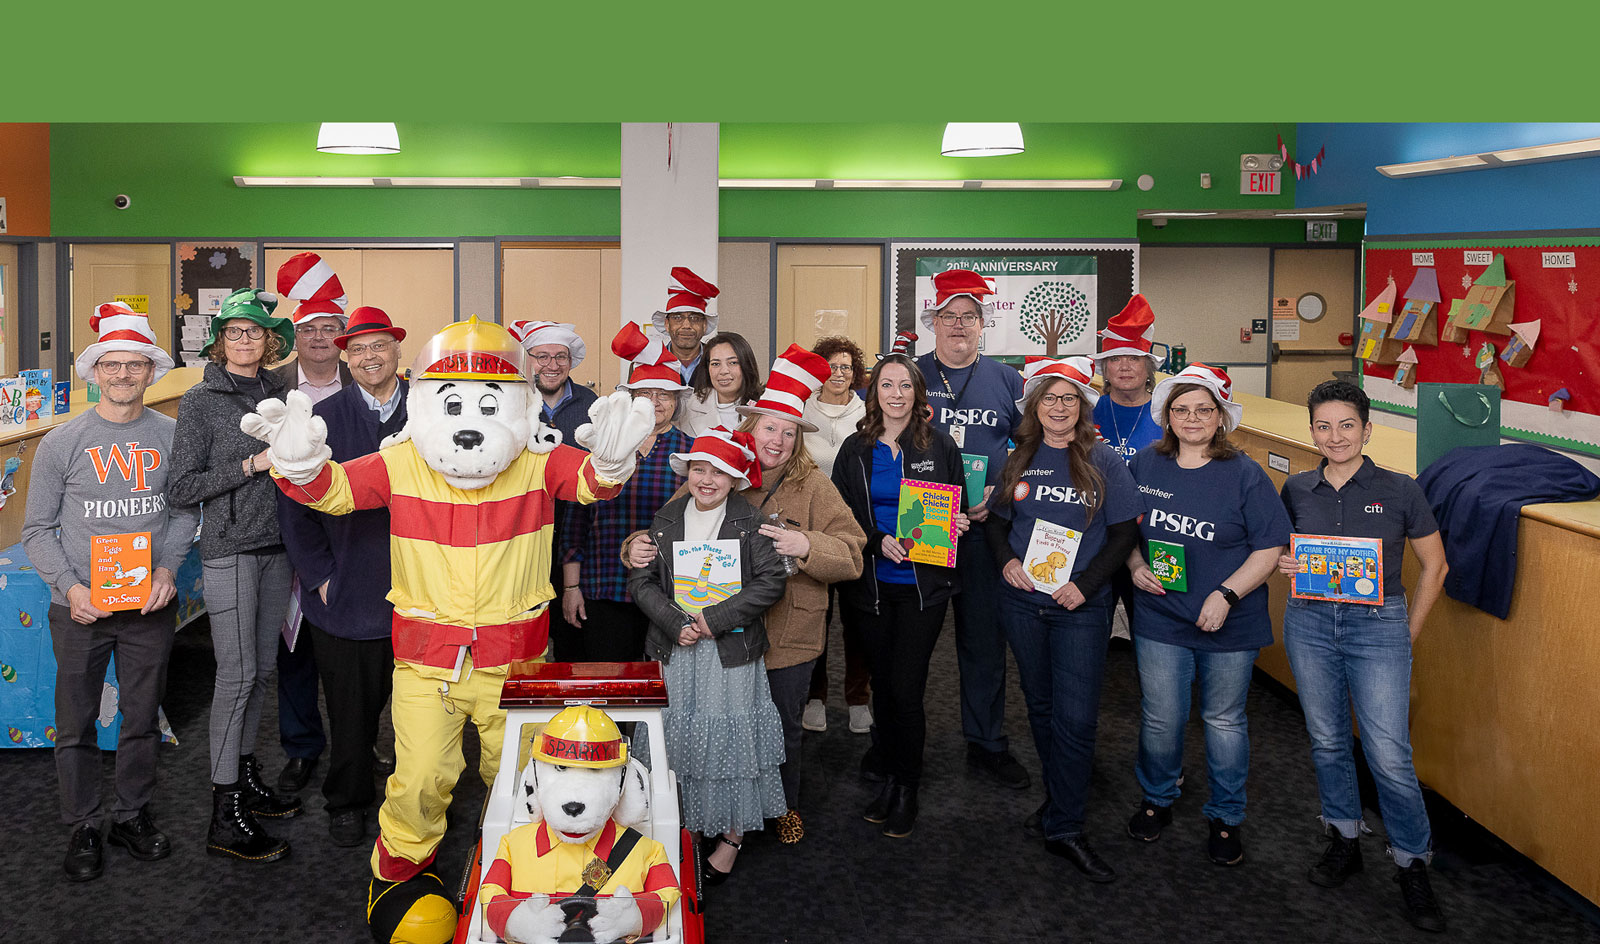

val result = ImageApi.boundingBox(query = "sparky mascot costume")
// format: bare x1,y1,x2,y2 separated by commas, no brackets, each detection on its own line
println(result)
242,318,654,944
481,705,679,944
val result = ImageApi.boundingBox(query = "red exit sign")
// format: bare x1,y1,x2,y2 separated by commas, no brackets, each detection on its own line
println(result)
1240,171,1281,195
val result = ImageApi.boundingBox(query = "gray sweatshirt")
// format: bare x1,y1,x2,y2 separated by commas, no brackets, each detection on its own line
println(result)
22,407,201,606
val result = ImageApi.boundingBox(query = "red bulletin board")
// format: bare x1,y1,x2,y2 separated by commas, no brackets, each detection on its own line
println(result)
1362,238,1600,457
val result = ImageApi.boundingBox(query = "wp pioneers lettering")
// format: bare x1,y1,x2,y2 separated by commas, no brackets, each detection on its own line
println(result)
83,494,168,519
84,443,162,492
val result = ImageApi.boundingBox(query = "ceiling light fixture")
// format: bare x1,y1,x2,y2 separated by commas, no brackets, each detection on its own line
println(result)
941,122,1025,157
235,176,1122,191
316,122,401,155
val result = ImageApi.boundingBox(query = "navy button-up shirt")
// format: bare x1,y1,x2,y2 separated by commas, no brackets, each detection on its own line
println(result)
1279,455,1439,597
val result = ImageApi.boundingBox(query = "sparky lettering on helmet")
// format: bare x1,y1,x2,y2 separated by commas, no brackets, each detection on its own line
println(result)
427,352,521,377
538,733,622,764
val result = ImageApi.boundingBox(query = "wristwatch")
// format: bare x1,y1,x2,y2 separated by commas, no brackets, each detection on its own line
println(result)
1218,585,1240,607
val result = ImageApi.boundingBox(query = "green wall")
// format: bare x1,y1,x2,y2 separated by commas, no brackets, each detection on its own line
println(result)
52,122,1298,240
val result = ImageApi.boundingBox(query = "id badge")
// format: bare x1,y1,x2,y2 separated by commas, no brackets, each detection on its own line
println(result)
949,424,966,448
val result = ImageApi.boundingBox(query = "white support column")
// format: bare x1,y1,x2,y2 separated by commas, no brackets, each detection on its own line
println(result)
620,123,719,340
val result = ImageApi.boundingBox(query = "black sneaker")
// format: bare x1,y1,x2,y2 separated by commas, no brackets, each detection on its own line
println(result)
329,809,367,848
1394,861,1447,933
1045,835,1117,883
63,822,103,882
1126,800,1172,842
107,808,171,861
1207,818,1244,866
966,743,1029,791
1307,829,1363,888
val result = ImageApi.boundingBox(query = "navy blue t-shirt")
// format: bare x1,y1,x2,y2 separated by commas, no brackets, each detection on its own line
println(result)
1093,396,1163,465
870,440,916,585
1130,448,1292,651
917,353,1023,469
992,441,1143,605
1279,456,1439,597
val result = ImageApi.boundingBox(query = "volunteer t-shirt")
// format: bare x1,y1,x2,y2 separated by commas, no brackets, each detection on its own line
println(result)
1130,449,1291,651
1093,396,1163,464
991,440,1143,605
917,353,1023,468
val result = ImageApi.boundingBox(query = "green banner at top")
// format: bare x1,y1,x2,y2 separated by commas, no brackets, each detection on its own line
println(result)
916,255,1097,277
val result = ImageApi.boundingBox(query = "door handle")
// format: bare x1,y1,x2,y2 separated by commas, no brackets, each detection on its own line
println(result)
1270,342,1281,364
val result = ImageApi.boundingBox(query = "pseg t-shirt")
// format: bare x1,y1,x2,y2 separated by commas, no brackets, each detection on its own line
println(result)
1130,449,1291,651
917,353,1023,467
1092,396,1163,465
991,441,1143,605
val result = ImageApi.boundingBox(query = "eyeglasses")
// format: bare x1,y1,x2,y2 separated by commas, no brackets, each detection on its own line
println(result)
96,359,152,376
1169,406,1218,420
635,389,679,403
665,313,706,325
530,352,572,366
828,363,854,375
295,324,342,338
222,325,266,340
1038,392,1080,407
934,313,982,327
345,341,395,357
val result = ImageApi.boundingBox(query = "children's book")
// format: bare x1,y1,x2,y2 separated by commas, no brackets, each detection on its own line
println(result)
1147,540,1188,592
960,454,988,508
20,368,52,421
90,531,152,612
1290,533,1383,605
672,539,742,614
53,381,70,416
0,378,22,425
1022,519,1083,593
896,479,961,568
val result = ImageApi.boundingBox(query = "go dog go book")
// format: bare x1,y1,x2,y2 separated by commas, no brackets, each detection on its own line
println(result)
896,480,961,568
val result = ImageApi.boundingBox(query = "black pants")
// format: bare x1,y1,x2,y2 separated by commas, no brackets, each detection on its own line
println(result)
766,658,817,810
277,628,325,760
808,585,872,706
1109,564,1137,636
847,583,949,786
307,622,393,814
49,603,174,826
561,597,650,663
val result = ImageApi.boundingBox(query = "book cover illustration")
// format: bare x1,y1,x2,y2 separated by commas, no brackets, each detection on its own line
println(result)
672,539,742,614
896,479,961,568
1148,540,1188,592
960,453,988,508
90,531,152,612
1290,533,1383,605
0,378,22,425
1023,519,1083,593
20,368,52,421
53,381,70,416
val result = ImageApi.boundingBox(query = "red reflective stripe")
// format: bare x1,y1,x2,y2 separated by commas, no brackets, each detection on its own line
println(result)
484,893,531,940
342,453,392,508
636,890,667,934
276,463,334,503
388,492,554,546
374,836,431,882
642,861,677,894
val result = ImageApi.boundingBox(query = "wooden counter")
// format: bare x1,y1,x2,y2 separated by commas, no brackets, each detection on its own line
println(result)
1228,387,1600,907
0,367,203,549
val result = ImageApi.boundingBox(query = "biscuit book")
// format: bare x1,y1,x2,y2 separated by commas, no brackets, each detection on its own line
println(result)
90,531,152,612
1290,533,1383,605
672,539,742,614
1022,519,1083,593
897,479,961,568
1148,540,1188,592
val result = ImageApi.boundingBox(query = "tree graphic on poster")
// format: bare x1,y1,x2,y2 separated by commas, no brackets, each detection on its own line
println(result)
1019,282,1090,355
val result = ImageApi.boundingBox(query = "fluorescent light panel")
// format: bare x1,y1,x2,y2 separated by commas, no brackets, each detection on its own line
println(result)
1377,134,1600,178
1274,211,1345,217
1145,212,1218,218
236,176,1122,191
1489,136,1600,163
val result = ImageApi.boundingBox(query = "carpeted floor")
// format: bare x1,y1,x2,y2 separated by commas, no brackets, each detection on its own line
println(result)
3,612,1597,944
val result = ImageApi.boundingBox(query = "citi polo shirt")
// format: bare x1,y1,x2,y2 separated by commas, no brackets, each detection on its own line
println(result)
1279,455,1438,598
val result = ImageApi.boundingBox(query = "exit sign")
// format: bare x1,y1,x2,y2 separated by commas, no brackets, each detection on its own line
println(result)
1240,171,1281,195
1307,221,1338,242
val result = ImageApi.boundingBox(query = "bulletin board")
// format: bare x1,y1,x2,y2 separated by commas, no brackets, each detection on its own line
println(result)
1361,236,1600,457
174,242,256,369
891,242,1137,363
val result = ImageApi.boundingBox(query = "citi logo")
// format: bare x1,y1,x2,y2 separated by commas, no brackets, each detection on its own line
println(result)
1148,508,1216,541
1364,503,1384,514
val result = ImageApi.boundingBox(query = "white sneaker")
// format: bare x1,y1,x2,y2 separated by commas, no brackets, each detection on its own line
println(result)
848,704,874,734
802,699,827,732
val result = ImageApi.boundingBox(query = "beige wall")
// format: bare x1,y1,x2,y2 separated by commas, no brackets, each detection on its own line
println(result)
457,239,495,322
716,241,771,360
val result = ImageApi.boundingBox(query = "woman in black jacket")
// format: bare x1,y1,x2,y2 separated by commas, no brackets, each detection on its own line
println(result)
830,353,969,839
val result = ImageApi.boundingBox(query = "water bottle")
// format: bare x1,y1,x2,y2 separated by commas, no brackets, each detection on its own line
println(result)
768,513,799,576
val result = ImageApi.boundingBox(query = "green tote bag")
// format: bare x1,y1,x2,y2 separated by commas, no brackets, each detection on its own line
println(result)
1415,382,1501,473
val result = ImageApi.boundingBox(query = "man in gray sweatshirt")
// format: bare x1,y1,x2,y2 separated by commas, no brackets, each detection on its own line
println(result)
21,302,198,883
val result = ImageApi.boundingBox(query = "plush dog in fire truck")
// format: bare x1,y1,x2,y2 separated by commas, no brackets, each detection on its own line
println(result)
481,705,679,944
243,318,654,944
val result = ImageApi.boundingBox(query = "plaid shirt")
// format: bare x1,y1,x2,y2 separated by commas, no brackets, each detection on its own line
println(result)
560,427,690,603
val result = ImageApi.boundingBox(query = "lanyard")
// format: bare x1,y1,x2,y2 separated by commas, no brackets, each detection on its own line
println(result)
936,358,977,408
757,465,791,511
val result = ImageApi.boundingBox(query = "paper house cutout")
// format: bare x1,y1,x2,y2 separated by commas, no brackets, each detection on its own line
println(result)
1474,341,1505,389
1500,319,1541,368
1393,346,1419,389
1357,279,1402,363
1550,387,1571,413
1392,268,1440,344
1449,253,1516,336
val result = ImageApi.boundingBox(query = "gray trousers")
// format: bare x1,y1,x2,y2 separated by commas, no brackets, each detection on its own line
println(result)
202,551,292,784
766,658,817,811
49,603,175,827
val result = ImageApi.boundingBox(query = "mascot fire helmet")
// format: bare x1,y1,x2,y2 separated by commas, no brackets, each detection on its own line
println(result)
533,705,629,769
410,316,530,384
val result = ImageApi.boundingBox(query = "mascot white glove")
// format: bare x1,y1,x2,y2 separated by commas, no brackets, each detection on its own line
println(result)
502,893,562,944
587,886,645,944
240,389,332,486
575,391,656,484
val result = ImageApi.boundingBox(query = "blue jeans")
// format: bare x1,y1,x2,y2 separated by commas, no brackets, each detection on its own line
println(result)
1133,635,1257,825
1283,595,1432,866
954,527,1010,752
1001,590,1111,839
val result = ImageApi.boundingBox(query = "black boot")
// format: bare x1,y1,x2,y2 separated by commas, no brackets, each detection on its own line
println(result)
1395,861,1447,933
207,783,290,862
1308,829,1364,888
882,783,918,839
863,780,893,824
239,754,303,819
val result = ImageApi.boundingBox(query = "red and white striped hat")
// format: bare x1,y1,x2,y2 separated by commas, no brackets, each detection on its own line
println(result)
736,343,831,432
920,269,996,329
670,425,762,490
275,251,348,326
891,330,918,355
651,266,720,340
75,301,176,383
1017,355,1098,411
1150,363,1244,432
507,320,587,369
612,322,689,392
1089,294,1162,367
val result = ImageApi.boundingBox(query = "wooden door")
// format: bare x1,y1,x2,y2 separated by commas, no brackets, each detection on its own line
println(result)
1269,248,1357,407
69,243,171,389
500,244,620,394
776,244,881,355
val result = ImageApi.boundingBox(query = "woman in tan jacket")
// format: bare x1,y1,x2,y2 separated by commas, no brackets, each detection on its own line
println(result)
628,345,865,847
